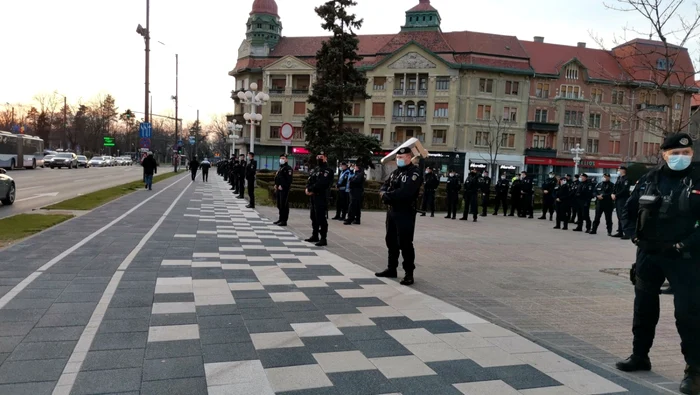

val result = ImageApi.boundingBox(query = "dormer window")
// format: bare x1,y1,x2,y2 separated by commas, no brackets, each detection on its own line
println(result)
565,65,579,80
657,58,668,70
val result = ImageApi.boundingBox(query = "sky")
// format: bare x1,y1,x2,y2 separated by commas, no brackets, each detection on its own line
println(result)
2,0,698,124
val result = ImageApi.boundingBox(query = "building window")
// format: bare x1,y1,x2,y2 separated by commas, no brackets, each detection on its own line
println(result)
372,102,385,116
477,104,492,120
646,117,663,134
371,128,383,141
536,83,550,98
270,101,283,115
643,142,661,156
475,131,490,147
479,78,494,93
269,126,280,139
293,127,304,140
433,129,446,145
563,137,582,151
657,58,668,70
419,77,428,90
610,140,621,154
674,95,682,110
564,110,583,126
612,90,625,105
408,77,417,91
434,103,449,117
503,106,517,122
565,65,579,80
586,138,599,153
534,109,548,122
611,118,622,130
293,102,306,115
589,113,601,129
373,77,386,90
352,103,361,116
393,101,404,117
352,128,361,134
501,133,516,148
591,88,603,103
436,77,450,91
406,101,416,117
533,134,547,148
560,85,581,99
505,81,520,95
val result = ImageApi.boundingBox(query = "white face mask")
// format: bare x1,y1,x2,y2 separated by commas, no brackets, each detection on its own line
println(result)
561,180,567,185
501,176,506,180
482,173,487,177
279,159,286,165
449,173,455,177
549,174,554,179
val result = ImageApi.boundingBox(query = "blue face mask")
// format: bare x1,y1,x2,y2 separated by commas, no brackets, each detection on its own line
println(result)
396,159,406,167
667,154,692,171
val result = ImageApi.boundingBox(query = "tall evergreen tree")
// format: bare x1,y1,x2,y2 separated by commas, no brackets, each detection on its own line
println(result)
303,0,380,167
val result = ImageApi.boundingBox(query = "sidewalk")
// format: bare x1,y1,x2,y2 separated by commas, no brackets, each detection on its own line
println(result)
0,175,667,394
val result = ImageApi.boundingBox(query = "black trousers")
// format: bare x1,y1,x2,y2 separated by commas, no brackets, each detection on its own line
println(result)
347,192,363,222
569,204,577,223
592,201,614,233
632,250,700,366
509,196,521,216
190,170,197,181
520,194,533,217
335,191,349,219
202,169,209,182
385,209,417,273
542,196,555,218
481,193,490,215
276,189,289,223
247,178,255,207
615,198,626,234
555,202,570,229
446,192,459,218
310,197,328,239
575,200,591,230
493,194,508,215
462,193,478,219
238,175,245,197
421,189,435,216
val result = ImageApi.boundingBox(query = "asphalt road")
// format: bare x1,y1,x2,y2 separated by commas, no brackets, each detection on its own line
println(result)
0,166,146,218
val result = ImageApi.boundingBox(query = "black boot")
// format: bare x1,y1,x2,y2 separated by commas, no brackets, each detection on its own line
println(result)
315,239,327,247
615,354,651,372
273,220,280,225
611,232,623,238
305,235,320,243
680,365,700,395
553,226,561,229
400,273,414,286
420,213,426,217
572,228,583,232
375,269,397,278
589,230,597,235
538,216,546,220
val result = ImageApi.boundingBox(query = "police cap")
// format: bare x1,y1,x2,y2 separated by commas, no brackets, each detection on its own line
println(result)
660,133,693,151
580,173,588,178
618,165,627,170
603,173,611,177
340,161,347,166
397,147,412,155
566,174,572,178
574,174,579,178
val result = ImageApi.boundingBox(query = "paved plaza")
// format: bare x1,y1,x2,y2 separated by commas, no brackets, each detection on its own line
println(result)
0,175,681,394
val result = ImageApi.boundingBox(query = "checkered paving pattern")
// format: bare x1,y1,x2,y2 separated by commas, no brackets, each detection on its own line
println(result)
103,179,631,395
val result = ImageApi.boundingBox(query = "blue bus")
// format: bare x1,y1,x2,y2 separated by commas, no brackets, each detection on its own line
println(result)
0,131,45,169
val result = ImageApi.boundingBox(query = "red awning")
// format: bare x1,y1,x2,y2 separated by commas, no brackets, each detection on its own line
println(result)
525,156,622,168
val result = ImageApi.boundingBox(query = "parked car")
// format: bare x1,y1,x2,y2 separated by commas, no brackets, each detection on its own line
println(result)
120,156,134,166
0,168,15,205
43,155,56,168
88,156,105,167
51,152,78,169
115,157,125,166
77,155,89,168
103,156,114,167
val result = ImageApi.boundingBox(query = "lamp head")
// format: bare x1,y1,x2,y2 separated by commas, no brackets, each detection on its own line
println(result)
237,91,246,100
245,91,253,99
250,82,258,91
243,113,251,121
255,113,263,122
262,93,270,101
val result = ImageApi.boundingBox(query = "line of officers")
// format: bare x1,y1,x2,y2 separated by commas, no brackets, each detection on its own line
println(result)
424,167,631,236
216,153,258,208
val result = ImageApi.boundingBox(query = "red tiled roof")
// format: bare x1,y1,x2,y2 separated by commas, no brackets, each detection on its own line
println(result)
454,54,532,71
443,31,528,59
612,40,696,88
408,0,437,12
521,40,627,81
250,0,278,17
269,34,395,57
693,81,700,107
377,31,454,54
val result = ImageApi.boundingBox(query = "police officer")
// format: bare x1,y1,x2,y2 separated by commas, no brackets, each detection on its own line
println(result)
520,171,534,218
274,154,293,226
245,152,257,208
237,154,247,198
333,162,352,221
553,176,574,230
479,171,492,217
304,152,333,247
540,171,557,221
376,147,423,286
569,174,580,223
493,173,510,216
617,133,700,395
421,167,439,217
445,169,461,219
509,175,522,217
230,158,239,192
345,162,365,225
461,170,479,222
591,173,615,235
573,173,593,232
612,166,631,239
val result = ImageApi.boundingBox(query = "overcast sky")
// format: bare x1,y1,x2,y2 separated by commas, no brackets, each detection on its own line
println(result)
3,0,698,123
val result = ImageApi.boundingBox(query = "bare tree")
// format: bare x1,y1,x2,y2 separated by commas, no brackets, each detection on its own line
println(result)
204,114,231,160
475,116,511,180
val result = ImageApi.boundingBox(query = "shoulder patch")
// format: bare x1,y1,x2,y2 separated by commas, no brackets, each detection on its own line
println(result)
288,170,292,175
412,174,418,181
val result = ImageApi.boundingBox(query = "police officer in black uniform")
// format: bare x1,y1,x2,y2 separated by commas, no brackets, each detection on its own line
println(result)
345,162,365,225
553,176,574,230
245,152,257,208
617,133,700,395
509,175,523,217
479,171,492,217
612,166,631,239
569,174,580,223
540,171,557,221
375,147,423,286
573,173,593,232
520,171,534,218
230,158,239,192
461,170,479,222
591,173,615,235
493,174,510,216
421,167,439,217
274,154,293,226
304,152,333,247
235,154,245,198
445,169,461,219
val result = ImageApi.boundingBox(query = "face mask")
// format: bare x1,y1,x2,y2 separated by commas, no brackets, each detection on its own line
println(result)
549,175,554,179
279,159,286,165
397,159,406,167
520,176,525,180
667,154,692,171
501,176,506,180
482,173,487,177
561,180,567,185
317,158,325,165
449,173,455,177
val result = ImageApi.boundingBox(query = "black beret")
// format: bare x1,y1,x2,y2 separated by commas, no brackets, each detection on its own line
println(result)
574,174,579,178
566,174,572,178
660,133,693,150
397,147,412,155
581,173,588,178
618,165,627,170
603,173,611,177
340,161,347,165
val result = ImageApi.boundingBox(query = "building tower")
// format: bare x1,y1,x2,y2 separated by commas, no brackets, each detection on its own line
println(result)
401,0,441,32
245,0,282,56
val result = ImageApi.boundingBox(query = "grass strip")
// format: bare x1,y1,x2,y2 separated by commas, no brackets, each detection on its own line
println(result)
0,214,74,247
44,171,182,211
255,187,274,207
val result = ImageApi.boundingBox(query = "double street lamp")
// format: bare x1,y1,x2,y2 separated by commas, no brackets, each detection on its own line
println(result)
571,143,585,175
227,119,243,159
236,82,269,154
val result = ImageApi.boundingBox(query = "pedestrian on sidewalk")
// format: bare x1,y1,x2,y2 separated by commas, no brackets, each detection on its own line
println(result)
200,158,211,182
345,162,365,225
141,152,158,191
274,154,293,226
245,152,257,209
445,169,461,219
189,156,200,182
304,152,333,247
332,162,352,221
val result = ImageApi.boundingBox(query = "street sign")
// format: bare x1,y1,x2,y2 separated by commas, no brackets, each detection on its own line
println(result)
189,136,195,145
280,123,294,141
139,137,151,149
103,137,115,147
139,122,152,138
281,139,292,146
177,140,183,146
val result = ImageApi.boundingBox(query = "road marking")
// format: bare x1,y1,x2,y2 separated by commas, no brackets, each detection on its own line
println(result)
52,178,193,395
18,186,43,192
0,172,191,310
14,192,59,202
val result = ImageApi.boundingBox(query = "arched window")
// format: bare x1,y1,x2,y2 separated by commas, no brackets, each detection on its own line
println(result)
393,101,404,117
406,101,416,117
417,101,427,117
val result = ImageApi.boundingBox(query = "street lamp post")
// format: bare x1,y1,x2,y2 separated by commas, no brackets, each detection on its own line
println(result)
136,0,150,123
236,83,269,154
227,119,243,159
571,143,585,175
54,92,67,149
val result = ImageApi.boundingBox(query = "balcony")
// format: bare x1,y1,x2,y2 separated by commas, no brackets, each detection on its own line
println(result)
292,88,309,95
393,89,428,97
343,115,365,122
392,116,427,124
637,103,667,112
524,148,557,157
527,121,559,132
432,117,449,124
269,88,285,95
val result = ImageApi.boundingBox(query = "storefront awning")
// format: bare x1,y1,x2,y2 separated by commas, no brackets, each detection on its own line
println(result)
525,156,622,168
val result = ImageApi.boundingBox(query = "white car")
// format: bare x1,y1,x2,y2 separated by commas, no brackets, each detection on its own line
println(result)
103,156,114,167
88,156,106,167
120,156,133,166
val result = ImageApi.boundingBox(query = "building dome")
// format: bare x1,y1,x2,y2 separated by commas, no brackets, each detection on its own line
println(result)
250,0,278,17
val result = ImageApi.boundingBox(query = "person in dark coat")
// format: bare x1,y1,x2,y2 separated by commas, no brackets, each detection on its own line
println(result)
540,172,557,220
553,176,574,230
461,170,480,222
493,174,510,216
141,152,158,191
612,166,631,239
445,170,461,219
305,152,333,246
520,171,534,218
479,171,492,217
245,152,257,209
274,154,293,226
509,175,522,216
200,158,211,182
189,157,199,181
421,167,439,217
573,173,594,232
236,154,246,198
345,162,366,225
